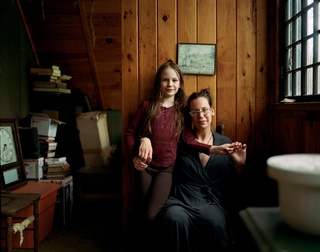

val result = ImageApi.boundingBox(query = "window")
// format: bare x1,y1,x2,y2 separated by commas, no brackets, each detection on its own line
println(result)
281,0,320,102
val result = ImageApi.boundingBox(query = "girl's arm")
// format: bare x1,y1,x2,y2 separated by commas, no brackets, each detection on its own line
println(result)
182,128,236,155
125,101,149,161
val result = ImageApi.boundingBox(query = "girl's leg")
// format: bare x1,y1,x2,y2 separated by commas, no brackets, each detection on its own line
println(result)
139,168,153,198
146,166,173,221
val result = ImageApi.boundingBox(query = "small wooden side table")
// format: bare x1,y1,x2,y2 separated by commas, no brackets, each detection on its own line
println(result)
1,193,41,252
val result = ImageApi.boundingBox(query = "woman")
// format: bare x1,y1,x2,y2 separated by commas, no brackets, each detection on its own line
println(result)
157,89,247,252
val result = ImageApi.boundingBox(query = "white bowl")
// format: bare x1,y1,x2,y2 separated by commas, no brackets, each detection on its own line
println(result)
267,153,320,236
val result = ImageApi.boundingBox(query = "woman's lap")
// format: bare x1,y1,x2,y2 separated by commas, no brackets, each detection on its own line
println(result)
160,203,229,251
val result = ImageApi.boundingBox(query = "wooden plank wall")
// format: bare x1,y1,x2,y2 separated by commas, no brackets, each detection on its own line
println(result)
271,104,320,154
122,0,271,231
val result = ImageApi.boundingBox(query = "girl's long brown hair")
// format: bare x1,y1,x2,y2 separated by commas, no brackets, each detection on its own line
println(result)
140,60,186,139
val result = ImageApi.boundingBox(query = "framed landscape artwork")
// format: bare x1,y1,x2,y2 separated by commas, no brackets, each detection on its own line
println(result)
177,43,216,75
0,118,27,190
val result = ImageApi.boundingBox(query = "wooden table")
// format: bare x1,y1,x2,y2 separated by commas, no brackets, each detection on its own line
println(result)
1,193,41,252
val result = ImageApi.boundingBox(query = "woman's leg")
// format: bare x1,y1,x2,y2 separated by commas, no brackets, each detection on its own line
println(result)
158,205,195,252
197,204,229,251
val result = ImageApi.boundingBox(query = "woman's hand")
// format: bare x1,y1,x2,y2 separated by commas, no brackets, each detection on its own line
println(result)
139,137,153,164
133,156,148,171
209,143,237,155
230,142,247,172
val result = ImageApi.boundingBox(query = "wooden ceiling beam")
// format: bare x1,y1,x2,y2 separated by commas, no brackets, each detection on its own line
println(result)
79,0,104,110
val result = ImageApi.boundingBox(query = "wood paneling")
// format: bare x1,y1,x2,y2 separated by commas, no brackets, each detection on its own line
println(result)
236,0,256,155
122,0,139,233
178,0,197,97
271,104,320,154
216,0,237,140
138,0,157,101
157,0,177,65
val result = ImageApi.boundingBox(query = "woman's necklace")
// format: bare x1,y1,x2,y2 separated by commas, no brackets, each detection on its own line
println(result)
206,134,212,144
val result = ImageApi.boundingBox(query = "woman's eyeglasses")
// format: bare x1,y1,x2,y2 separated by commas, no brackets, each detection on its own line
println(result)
189,108,212,117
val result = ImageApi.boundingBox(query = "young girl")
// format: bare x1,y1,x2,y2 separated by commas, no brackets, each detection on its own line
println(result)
125,60,185,221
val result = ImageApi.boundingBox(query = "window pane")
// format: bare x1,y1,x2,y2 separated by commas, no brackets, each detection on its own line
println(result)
294,71,301,95
307,0,314,7
318,34,320,62
318,2,320,31
307,8,314,36
317,66,320,94
306,37,314,65
293,16,302,42
287,48,293,70
286,0,293,20
286,23,293,46
285,73,293,96
305,67,313,95
294,43,302,68
294,0,302,15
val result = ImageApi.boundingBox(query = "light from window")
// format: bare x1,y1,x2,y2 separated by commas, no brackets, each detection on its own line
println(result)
283,0,320,101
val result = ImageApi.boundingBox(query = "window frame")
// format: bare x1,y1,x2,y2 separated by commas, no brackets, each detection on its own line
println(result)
279,0,320,103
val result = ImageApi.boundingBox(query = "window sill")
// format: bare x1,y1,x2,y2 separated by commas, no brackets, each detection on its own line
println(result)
271,102,320,112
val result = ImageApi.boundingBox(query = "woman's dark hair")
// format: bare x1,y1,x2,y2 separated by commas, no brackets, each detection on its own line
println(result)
140,60,186,139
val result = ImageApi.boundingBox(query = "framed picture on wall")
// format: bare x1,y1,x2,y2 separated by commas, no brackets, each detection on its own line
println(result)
177,43,216,75
0,118,27,190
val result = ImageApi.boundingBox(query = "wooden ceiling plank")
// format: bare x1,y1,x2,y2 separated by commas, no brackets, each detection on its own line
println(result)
17,0,40,65
79,0,104,110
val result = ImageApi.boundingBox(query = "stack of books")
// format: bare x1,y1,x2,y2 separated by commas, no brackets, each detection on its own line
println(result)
43,157,71,180
30,65,72,94
39,137,58,158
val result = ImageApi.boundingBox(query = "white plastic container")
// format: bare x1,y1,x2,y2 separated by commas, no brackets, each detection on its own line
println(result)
267,153,320,236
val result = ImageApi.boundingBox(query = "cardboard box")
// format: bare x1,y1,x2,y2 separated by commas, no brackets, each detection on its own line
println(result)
30,113,65,137
82,146,115,171
76,111,110,166
24,157,44,180
9,182,61,248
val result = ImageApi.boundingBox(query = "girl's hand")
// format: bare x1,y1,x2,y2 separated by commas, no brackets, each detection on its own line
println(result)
133,156,148,171
209,143,237,155
139,137,153,164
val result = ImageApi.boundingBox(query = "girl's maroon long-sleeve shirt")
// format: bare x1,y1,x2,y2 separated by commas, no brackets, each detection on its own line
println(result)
125,100,211,168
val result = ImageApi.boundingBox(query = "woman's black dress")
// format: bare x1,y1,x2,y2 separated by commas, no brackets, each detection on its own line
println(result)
157,131,235,252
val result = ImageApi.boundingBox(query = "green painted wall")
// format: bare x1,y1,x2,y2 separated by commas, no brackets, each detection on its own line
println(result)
0,0,36,120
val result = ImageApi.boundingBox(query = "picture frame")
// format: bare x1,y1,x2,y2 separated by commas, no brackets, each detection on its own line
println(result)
0,118,27,190
177,43,216,75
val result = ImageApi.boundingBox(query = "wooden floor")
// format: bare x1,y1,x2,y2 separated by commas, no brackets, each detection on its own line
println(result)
8,197,249,252
11,199,124,252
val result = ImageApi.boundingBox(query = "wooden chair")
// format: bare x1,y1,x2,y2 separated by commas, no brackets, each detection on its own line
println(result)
1,192,41,252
